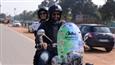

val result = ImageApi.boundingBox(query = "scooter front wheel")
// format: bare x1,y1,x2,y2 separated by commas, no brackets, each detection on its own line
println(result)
71,61,82,65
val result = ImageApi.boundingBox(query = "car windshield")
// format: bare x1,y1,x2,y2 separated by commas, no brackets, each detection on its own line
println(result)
13,21,20,23
93,26,111,33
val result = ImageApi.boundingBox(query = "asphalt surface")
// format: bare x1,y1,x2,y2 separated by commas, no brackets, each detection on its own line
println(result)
0,24,35,65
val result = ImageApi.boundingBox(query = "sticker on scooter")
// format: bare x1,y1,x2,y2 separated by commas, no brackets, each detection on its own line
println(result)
57,22,84,62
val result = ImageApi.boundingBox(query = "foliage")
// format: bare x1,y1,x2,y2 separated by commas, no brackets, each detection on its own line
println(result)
14,10,35,22
38,0,49,8
14,0,115,24
0,13,6,18
99,0,115,21
60,0,101,21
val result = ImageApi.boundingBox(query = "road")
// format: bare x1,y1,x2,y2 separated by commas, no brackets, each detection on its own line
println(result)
0,24,35,65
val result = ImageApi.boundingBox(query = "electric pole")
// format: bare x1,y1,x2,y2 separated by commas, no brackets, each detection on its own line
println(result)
0,3,1,14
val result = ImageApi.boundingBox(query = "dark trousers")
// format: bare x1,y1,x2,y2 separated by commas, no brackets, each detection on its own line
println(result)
33,49,57,65
33,49,49,65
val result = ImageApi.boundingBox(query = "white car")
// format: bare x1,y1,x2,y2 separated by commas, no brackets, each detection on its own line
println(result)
28,21,40,33
12,21,21,27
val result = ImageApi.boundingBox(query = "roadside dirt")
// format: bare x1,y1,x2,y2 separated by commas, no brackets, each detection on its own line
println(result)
7,24,115,65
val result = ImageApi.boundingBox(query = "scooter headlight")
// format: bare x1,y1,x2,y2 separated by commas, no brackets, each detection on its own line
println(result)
40,51,49,62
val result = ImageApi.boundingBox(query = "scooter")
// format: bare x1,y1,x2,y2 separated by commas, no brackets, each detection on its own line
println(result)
36,23,93,65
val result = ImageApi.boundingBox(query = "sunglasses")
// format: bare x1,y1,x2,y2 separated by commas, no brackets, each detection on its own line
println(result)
39,12,47,15
52,13,60,16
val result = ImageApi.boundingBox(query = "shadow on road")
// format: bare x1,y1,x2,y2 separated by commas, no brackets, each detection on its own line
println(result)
23,31,31,34
84,48,108,54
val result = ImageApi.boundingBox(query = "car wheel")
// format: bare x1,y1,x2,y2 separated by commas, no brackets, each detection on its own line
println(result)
28,29,30,32
84,40,94,50
105,47,113,52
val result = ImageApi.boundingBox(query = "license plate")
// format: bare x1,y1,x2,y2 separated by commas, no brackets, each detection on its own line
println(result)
99,39,109,42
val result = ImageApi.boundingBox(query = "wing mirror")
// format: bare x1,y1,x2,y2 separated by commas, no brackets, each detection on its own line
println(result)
37,29,45,36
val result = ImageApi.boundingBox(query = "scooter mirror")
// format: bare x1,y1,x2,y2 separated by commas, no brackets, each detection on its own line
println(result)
37,29,53,43
37,29,45,36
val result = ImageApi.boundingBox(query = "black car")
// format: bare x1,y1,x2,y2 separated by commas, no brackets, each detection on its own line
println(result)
79,24,115,52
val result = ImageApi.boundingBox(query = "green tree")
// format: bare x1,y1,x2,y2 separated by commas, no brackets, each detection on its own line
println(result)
60,0,101,21
0,13,6,18
14,10,35,21
99,0,115,21
38,0,49,8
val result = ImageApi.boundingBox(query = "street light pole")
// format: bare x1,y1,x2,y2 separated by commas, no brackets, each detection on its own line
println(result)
13,8,16,20
0,4,1,14
14,8,16,16
0,0,2,14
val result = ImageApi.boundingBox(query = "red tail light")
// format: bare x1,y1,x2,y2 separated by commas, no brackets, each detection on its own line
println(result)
88,32,93,38
112,34,115,40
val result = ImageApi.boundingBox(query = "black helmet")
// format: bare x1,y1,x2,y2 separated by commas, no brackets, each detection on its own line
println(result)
48,4,62,14
37,7,48,15
37,7,48,19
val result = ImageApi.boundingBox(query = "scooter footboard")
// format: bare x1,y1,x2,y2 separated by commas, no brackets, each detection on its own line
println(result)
51,53,83,65
67,53,83,65
51,55,62,65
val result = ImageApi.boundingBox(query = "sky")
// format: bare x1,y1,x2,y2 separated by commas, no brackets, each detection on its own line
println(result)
0,0,106,16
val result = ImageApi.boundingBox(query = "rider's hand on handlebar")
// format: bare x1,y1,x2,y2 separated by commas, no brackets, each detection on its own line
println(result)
40,42,48,49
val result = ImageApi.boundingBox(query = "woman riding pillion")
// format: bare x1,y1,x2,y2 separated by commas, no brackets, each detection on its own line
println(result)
33,7,49,65
32,7,48,37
